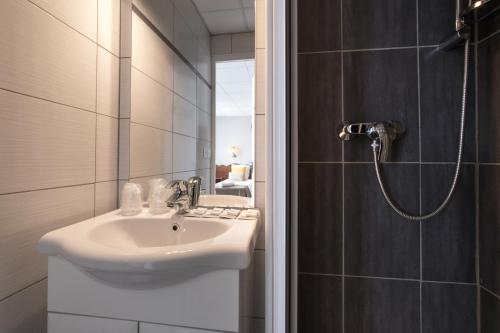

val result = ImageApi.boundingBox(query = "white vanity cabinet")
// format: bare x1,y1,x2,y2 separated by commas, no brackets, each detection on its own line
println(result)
48,313,138,333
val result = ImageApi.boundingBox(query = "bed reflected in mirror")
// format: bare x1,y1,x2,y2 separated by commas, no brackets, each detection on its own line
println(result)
214,59,255,199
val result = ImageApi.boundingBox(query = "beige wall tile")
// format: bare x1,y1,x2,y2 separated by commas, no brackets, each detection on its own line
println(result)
173,8,198,66
255,49,266,115
0,279,47,333
97,47,120,118
254,115,266,182
133,0,174,41
197,38,211,82
197,108,211,141
98,0,121,56
95,181,118,215
130,124,172,178
172,170,196,182
173,55,197,104
173,134,197,172
232,33,255,54
130,123,161,178
254,181,266,250
255,0,266,49
131,67,173,131
196,140,211,170
96,115,119,182
0,90,96,194
118,119,130,180
159,130,173,175
196,78,211,114
173,95,197,137
132,12,174,89
119,58,132,118
0,184,94,301
253,250,266,318
211,34,231,55
0,0,96,111
29,0,97,41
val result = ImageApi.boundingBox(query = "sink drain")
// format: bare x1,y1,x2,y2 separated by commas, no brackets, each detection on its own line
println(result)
171,223,180,231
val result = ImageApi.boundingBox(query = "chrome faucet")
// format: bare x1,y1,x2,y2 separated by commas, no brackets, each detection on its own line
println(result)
338,121,405,162
166,176,202,214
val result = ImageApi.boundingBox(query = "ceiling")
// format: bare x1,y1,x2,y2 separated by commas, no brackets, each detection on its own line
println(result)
192,0,255,35
216,60,255,117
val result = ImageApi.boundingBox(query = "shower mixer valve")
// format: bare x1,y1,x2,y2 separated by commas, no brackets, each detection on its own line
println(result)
338,121,405,162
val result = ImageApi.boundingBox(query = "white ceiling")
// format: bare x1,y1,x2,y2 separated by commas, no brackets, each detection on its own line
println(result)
216,60,255,117
192,0,255,35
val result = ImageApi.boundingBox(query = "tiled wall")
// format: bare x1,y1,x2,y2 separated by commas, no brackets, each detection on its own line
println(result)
295,0,484,332
477,2,500,332
0,0,121,331
119,0,212,194
253,0,267,331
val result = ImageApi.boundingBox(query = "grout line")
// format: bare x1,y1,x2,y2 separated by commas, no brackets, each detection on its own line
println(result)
480,285,500,299
0,277,48,304
27,1,97,45
477,28,500,44
94,1,99,217
415,1,423,331
474,12,482,333
340,1,345,332
0,87,96,114
298,272,477,285
0,182,98,197
297,161,477,165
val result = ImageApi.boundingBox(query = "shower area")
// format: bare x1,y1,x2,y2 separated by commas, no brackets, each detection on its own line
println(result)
292,0,500,331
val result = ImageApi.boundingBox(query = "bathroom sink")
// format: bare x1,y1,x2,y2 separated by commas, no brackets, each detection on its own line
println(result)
38,208,259,287
198,194,252,208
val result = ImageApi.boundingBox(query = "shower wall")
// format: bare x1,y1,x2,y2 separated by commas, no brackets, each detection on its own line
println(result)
294,0,483,331
477,2,500,332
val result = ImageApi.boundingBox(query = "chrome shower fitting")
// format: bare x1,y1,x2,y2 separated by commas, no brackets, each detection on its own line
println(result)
338,121,405,162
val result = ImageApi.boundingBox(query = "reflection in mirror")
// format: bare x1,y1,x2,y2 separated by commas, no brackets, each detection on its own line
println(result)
215,60,255,199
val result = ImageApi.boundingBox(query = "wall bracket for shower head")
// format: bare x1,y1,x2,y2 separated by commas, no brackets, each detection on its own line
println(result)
338,121,405,162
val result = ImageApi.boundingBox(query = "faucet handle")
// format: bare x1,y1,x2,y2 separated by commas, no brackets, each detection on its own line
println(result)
166,180,188,195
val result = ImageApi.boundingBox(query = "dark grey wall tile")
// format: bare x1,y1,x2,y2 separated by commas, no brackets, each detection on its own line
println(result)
478,33,500,162
481,288,500,333
422,282,476,333
342,0,417,50
421,165,476,282
343,49,419,162
298,164,342,274
420,47,476,162
298,53,342,162
297,0,341,52
344,277,420,333
297,274,342,333
479,5,500,41
344,164,420,279
418,0,458,46
479,165,500,294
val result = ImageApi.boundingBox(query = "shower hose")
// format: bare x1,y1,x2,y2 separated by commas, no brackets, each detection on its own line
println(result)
373,39,470,221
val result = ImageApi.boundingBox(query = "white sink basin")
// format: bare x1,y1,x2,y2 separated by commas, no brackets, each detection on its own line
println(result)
198,194,252,208
38,208,259,287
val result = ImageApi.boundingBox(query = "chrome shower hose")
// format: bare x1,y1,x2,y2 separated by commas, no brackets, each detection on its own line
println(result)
373,39,470,221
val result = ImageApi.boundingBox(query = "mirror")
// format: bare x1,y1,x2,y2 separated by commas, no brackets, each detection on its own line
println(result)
123,0,256,203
